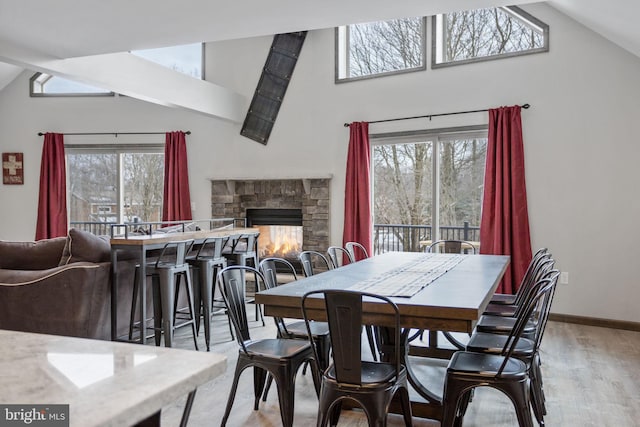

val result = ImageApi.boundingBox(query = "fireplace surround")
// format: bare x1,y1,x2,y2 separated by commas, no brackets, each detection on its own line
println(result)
210,177,331,255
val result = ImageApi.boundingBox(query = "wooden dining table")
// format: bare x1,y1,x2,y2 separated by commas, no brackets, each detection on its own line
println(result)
110,227,259,344
254,251,510,421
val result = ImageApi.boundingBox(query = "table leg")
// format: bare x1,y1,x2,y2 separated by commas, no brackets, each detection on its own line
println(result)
111,248,119,341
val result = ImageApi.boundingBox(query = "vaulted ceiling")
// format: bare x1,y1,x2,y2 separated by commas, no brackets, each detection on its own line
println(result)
0,0,638,120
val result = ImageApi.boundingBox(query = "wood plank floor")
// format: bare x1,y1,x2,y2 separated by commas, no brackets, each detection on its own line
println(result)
160,313,640,426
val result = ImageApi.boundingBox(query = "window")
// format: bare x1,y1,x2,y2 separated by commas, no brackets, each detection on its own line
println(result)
336,17,426,82
30,73,114,97
132,43,204,79
372,127,487,253
30,43,204,96
433,6,548,67
66,145,164,226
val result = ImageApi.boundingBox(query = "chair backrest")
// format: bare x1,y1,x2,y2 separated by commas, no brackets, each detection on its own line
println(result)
258,257,298,336
301,289,403,385
298,250,332,277
512,257,555,316
217,265,267,353
512,248,551,306
497,271,559,376
229,233,259,255
345,241,369,262
154,239,195,267
326,246,354,269
193,236,229,260
427,239,477,254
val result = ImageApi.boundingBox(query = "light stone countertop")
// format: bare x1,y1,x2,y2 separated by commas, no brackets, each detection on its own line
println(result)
0,329,226,426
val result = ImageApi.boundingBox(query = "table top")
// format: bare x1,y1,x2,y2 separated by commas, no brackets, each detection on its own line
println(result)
256,251,509,332
110,227,258,246
0,329,226,427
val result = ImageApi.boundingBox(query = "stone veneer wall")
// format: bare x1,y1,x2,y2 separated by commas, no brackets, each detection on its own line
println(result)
210,178,331,253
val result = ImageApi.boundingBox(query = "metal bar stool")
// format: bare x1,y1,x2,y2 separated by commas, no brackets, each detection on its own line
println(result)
129,239,199,349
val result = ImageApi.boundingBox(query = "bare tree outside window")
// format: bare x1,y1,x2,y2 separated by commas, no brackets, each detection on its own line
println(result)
435,6,548,65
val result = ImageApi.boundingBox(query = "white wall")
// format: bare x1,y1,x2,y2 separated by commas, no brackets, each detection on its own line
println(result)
0,3,639,323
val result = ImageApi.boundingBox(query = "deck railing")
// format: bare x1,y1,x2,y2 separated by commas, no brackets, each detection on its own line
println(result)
373,221,479,254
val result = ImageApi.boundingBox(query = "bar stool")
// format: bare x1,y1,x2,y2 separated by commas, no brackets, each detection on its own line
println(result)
186,236,233,351
129,239,199,349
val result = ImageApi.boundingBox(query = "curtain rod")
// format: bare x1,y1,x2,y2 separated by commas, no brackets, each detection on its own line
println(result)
343,104,530,127
37,131,191,136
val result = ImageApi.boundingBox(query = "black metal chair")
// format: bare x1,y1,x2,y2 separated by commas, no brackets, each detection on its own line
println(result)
488,248,550,306
326,246,354,269
129,239,199,350
442,274,559,427
258,257,331,402
426,239,477,254
461,271,560,427
223,233,264,325
218,265,318,427
185,236,233,350
298,250,332,277
301,289,413,427
345,241,369,262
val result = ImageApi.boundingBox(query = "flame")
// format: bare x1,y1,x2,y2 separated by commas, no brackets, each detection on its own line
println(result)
257,225,302,258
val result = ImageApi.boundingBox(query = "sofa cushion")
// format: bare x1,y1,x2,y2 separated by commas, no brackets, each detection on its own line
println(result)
59,229,111,265
0,237,67,270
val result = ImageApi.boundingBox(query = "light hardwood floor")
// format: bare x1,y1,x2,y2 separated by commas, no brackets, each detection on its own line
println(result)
161,314,640,426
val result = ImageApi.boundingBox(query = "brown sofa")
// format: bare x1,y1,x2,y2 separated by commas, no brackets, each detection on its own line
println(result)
0,229,136,340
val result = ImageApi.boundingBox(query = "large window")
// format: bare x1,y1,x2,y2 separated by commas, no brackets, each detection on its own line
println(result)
31,43,204,96
372,127,487,253
66,145,164,226
433,6,548,67
336,17,426,82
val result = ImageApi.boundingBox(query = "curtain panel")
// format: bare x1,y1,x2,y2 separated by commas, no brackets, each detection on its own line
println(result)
479,105,532,294
342,122,373,257
162,131,193,222
35,133,68,240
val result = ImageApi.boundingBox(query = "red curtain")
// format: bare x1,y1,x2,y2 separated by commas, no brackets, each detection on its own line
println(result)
35,133,68,240
342,122,373,256
162,131,192,222
479,106,532,294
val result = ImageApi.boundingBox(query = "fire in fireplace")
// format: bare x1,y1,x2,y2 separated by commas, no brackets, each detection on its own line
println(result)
246,209,303,260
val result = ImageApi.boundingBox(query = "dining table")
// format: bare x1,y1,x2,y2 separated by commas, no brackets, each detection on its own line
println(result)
110,226,260,344
0,329,226,427
254,251,510,421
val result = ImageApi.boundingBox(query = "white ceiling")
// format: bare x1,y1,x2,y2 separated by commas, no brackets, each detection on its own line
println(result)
0,0,638,118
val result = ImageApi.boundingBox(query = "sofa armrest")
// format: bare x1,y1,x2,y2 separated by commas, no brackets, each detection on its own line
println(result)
0,262,112,340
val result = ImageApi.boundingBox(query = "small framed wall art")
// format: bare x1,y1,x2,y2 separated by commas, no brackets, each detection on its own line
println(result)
2,152,24,185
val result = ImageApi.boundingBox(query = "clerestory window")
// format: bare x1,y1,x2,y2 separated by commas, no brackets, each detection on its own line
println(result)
433,6,548,67
335,17,426,82
30,43,204,96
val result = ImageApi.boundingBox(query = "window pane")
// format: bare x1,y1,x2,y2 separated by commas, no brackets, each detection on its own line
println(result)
68,153,118,223
435,6,548,65
438,137,487,243
337,17,425,81
122,153,164,222
132,43,203,79
31,73,112,96
373,141,432,252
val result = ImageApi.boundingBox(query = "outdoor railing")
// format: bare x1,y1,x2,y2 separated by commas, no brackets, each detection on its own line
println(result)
70,218,246,237
373,221,480,254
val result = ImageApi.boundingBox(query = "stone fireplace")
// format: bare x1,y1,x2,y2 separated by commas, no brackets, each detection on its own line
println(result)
210,177,331,256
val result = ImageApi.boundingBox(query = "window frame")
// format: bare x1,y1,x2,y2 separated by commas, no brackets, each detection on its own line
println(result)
30,72,115,97
65,143,164,224
370,125,488,243
335,17,427,83
431,5,549,69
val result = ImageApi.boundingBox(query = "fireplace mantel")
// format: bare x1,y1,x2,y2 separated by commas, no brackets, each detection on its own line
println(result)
209,175,333,195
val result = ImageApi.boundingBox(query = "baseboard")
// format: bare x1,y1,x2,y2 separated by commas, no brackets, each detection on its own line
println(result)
549,313,640,332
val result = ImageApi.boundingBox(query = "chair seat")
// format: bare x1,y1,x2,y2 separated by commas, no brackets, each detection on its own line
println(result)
244,338,312,359
282,320,330,338
325,361,399,386
475,314,536,334
490,293,517,305
466,332,535,358
447,351,528,379
483,302,517,316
